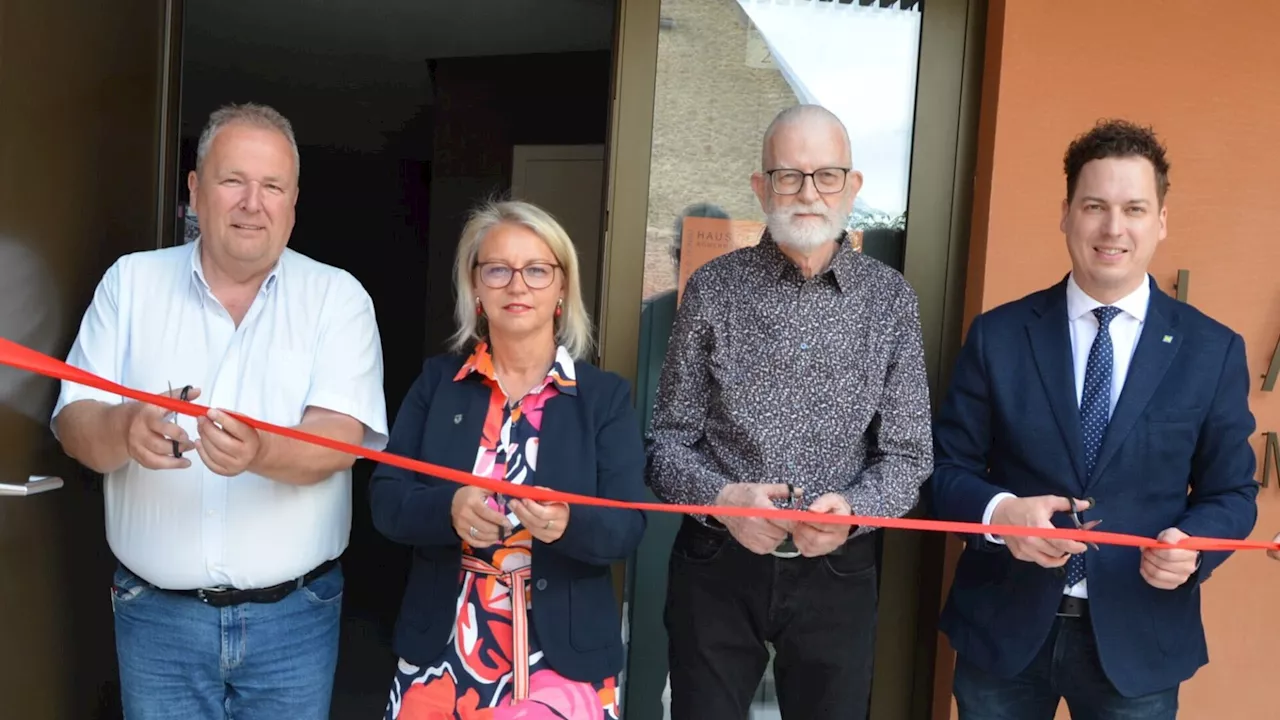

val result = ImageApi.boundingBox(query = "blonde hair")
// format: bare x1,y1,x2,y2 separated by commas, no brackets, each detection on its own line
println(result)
449,200,595,360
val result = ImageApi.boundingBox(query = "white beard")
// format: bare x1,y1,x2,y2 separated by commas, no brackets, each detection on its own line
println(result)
765,202,848,252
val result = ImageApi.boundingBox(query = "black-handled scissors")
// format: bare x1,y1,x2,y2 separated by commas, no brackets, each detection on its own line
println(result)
1054,496,1101,576
1069,496,1100,551
774,483,801,556
167,382,192,458
495,490,511,540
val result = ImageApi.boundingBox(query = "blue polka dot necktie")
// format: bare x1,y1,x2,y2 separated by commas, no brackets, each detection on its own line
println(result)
1066,305,1121,588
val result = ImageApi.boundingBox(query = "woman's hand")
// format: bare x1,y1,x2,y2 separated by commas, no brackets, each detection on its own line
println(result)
510,490,570,544
451,486,511,548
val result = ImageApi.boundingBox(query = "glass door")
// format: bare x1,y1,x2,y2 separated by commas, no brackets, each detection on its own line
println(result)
626,3,923,718
597,0,985,717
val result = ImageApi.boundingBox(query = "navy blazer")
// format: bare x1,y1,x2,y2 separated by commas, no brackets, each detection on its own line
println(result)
930,276,1258,698
369,353,649,684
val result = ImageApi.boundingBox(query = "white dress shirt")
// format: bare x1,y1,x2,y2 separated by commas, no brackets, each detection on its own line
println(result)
52,242,389,590
983,273,1149,598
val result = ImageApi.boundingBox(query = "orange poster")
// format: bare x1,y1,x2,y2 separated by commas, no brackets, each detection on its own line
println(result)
676,216,766,304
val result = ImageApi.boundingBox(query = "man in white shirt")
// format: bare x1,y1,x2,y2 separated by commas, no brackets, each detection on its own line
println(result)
930,119,1258,718
52,103,388,720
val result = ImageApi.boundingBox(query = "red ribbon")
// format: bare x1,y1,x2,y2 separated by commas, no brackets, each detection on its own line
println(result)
1,336,1274,553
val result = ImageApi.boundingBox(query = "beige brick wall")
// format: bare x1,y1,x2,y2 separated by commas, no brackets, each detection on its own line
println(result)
642,0,797,299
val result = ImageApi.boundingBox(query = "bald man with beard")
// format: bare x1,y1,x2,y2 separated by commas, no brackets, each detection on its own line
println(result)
645,104,933,719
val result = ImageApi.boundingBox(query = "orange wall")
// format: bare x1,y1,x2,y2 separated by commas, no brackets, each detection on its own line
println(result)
939,1,1280,717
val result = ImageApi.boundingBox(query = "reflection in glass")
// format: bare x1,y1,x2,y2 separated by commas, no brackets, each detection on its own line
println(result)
625,1,923,719
636,203,729,434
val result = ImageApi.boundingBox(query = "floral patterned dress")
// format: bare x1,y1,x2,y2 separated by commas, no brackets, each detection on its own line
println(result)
384,343,621,720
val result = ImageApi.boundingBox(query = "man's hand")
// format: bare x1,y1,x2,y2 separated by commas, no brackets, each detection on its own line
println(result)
990,495,1095,568
714,483,793,555
1141,527,1200,590
793,493,853,557
123,386,201,470
1268,531,1280,562
195,408,262,477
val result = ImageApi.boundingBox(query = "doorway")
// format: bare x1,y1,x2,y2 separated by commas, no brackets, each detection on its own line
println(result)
0,0,982,716
175,1,617,716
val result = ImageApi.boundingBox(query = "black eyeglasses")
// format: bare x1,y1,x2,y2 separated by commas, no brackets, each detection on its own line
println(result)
766,167,851,195
475,262,560,290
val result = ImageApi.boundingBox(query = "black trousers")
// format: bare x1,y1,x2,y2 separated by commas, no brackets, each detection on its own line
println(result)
664,516,879,720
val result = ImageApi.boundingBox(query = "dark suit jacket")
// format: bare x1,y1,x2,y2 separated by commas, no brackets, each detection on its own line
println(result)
369,353,649,684
931,275,1258,698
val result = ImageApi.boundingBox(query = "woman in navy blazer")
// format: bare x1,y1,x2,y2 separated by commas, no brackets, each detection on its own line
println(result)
370,200,648,719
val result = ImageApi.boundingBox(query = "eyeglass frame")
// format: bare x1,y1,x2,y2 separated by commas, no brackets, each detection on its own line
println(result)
764,167,853,196
473,261,562,290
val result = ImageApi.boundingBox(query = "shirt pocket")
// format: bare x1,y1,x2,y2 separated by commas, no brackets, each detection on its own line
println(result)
251,349,314,427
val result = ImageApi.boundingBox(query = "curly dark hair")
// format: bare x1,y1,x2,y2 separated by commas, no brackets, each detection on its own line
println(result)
1064,119,1171,205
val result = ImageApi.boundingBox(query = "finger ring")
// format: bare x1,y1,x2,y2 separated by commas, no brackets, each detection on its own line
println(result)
469,526,478,538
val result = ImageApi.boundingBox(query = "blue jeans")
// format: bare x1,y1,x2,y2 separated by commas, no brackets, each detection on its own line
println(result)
110,562,343,719
953,616,1178,720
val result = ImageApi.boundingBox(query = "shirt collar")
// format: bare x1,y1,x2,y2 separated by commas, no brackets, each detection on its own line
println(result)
760,229,858,293
1065,272,1150,323
189,239,283,296
453,341,579,396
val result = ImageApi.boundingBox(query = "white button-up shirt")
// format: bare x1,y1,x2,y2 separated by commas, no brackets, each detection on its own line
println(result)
983,273,1149,599
52,242,388,590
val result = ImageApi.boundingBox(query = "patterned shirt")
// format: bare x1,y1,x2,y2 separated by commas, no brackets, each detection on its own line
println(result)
645,233,933,533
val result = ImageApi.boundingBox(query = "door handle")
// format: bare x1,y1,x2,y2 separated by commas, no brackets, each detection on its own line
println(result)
0,476,64,497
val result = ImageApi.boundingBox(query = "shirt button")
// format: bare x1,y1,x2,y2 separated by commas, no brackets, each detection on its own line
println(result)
536,579,548,591
800,343,810,351
207,510,217,518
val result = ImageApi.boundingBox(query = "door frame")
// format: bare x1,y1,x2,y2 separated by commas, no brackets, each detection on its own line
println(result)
596,0,988,717
156,0,186,249
510,143,608,327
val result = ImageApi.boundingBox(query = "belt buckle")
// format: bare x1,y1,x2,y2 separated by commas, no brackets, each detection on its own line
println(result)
196,587,233,606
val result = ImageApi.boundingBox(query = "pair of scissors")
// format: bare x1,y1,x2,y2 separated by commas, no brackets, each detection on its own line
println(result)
1052,497,1101,577
166,382,192,458
1069,496,1100,551
773,483,802,557
494,490,512,539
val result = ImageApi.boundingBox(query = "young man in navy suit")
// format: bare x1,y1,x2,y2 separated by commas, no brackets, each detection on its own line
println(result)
931,119,1259,718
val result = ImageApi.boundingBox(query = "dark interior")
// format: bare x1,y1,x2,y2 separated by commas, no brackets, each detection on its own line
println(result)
175,1,615,715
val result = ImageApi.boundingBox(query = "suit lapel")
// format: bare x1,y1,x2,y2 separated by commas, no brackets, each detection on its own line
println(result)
435,377,492,477
1088,288,1181,485
529,393,569,494
1026,282,1087,491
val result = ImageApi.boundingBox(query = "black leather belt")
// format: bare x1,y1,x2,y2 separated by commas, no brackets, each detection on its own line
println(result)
701,516,874,557
1057,595,1088,618
142,559,338,608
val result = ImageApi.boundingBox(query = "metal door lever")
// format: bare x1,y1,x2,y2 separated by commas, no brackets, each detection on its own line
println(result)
0,476,64,497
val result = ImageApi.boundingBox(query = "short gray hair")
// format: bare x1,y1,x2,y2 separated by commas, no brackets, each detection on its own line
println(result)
450,200,595,361
195,102,300,178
